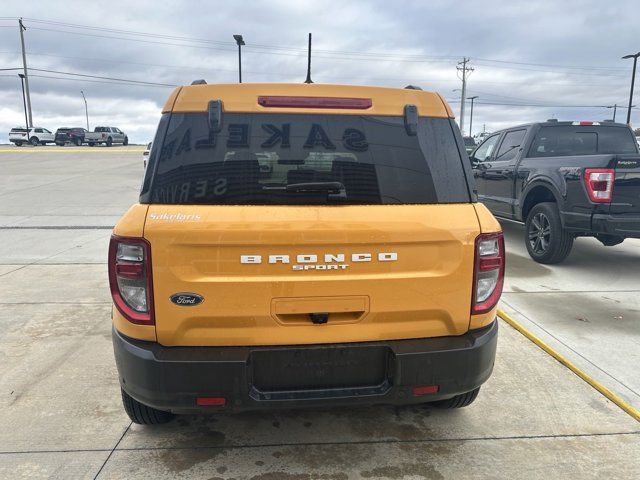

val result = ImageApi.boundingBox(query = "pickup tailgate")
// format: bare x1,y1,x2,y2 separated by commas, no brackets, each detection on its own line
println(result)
144,204,480,347
610,155,640,215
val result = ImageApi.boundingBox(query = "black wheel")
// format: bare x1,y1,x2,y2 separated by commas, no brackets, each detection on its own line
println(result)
74,137,82,146
40,141,47,146
56,142,64,146
525,202,573,264
121,389,174,425
29,136,39,146
106,137,113,147
431,387,480,409
15,141,22,147
88,142,95,147
123,136,129,146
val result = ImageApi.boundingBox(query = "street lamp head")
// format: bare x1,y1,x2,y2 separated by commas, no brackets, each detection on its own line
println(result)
467,95,479,100
622,52,640,59
233,34,245,46
18,73,24,79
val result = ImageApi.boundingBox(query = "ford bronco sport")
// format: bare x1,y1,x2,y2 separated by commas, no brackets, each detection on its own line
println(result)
110,82,503,424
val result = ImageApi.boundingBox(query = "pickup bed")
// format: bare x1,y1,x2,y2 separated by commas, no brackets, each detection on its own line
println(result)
85,126,128,146
471,121,640,263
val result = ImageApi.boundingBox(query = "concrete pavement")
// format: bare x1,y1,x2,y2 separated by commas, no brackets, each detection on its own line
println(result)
0,147,638,479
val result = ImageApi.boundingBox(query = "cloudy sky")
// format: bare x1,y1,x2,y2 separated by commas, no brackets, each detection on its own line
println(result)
1,0,638,143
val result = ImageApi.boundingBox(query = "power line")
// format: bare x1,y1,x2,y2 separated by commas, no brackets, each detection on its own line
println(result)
27,74,174,88
29,68,176,86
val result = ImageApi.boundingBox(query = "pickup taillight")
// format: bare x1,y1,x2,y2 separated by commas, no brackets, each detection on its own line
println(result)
108,235,154,325
471,232,505,315
584,168,614,203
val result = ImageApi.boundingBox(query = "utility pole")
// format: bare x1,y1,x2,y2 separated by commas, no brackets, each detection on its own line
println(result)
80,90,89,130
467,95,478,137
607,104,618,122
18,18,33,127
457,58,473,135
622,52,640,125
18,74,28,130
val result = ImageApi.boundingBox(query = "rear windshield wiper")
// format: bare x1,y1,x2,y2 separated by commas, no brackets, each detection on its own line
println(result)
263,182,345,194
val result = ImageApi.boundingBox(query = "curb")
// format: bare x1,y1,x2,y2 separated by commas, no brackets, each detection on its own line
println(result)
497,308,640,423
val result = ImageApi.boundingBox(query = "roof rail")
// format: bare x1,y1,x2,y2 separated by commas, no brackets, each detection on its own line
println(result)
404,85,422,90
546,118,558,122
191,79,207,85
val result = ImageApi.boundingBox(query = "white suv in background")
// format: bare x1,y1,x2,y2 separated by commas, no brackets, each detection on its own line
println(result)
9,127,56,146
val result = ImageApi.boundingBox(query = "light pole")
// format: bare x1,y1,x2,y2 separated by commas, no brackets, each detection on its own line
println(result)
18,74,28,130
233,34,245,83
80,90,89,130
622,52,640,125
467,95,478,137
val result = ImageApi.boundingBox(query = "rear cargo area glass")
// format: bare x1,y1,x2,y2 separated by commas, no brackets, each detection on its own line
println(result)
146,113,469,205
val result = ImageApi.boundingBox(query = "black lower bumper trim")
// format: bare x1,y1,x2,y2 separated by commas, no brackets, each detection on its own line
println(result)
592,213,640,237
113,321,498,413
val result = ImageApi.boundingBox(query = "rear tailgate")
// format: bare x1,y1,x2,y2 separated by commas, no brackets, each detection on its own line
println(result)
610,155,640,215
145,204,480,347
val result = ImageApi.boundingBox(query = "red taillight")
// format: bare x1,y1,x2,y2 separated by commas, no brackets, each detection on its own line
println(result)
196,397,226,407
584,168,614,203
471,232,505,315
108,235,154,325
412,385,439,396
258,96,372,109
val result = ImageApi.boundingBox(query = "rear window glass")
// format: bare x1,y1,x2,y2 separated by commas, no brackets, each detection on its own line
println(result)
95,127,109,132
144,113,470,205
528,126,638,157
463,136,476,146
10,128,27,133
57,128,71,133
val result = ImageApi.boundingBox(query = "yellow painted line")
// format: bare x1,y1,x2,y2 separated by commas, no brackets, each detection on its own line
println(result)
498,308,640,422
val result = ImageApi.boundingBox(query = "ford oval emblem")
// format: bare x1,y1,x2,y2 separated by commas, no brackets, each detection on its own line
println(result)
170,293,204,306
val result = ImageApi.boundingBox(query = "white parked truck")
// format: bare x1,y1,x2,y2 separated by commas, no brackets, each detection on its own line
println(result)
85,126,128,147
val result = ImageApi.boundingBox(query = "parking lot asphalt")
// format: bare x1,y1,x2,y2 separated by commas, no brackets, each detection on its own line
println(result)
0,147,639,479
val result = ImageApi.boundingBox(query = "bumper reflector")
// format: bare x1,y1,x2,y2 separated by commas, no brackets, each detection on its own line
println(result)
196,397,226,407
412,385,439,396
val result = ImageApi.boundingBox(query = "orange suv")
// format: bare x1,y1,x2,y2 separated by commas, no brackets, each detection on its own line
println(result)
110,82,503,424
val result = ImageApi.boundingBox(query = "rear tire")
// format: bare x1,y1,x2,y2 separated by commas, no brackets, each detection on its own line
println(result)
525,202,573,264
56,142,64,146
15,141,22,147
431,387,480,409
121,389,174,425
106,137,113,147
88,142,95,147
75,138,82,146
29,137,39,146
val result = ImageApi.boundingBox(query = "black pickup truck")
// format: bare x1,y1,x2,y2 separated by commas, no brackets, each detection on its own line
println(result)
470,120,640,263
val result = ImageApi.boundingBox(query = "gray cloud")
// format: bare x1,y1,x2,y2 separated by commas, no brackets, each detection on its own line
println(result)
1,0,638,143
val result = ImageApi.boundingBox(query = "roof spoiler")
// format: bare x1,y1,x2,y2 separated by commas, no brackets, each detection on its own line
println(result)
191,79,207,85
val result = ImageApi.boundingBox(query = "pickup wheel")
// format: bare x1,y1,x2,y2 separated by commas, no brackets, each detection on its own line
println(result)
430,387,480,409
15,141,23,147
88,142,95,147
121,389,174,425
106,137,113,147
74,138,82,146
56,142,64,146
29,136,39,146
123,136,129,146
525,202,573,264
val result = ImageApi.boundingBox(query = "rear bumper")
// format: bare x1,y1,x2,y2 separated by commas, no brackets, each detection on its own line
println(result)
591,213,640,237
113,320,498,414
